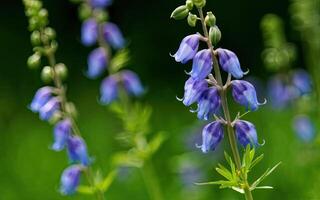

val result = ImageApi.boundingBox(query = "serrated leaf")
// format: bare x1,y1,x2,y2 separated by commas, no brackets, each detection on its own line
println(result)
250,162,281,190
97,170,118,192
77,185,95,195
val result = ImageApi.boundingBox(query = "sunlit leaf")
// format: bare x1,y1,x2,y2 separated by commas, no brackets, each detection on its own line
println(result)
77,185,95,195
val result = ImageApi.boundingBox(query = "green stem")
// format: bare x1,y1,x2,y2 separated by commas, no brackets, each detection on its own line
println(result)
198,8,253,200
141,161,164,200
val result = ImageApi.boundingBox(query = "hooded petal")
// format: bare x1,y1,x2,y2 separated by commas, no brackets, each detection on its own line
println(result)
190,49,212,80
234,120,258,147
181,77,207,106
67,136,90,166
121,70,144,96
100,75,118,104
52,119,72,151
60,165,82,195
197,87,221,120
39,97,60,121
87,47,108,79
30,86,53,112
103,23,125,49
173,34,200,64
198,121,224,153
216,48,244,79
81,19,98,46
231,80,260,111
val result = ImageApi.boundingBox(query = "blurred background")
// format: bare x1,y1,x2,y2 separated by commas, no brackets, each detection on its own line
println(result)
1,0,320,199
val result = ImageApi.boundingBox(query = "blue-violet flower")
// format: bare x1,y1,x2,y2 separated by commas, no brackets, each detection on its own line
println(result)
121,70,144,96
197,121,224,153
60,165,82,195
216,48,244,79
234,120,258,147
30,86,53,112
103,23,125,50
196,87,221,120
190,49,212,80
81,19,98,46
173,34,200,64
67,136,90,166
52,119,72,151
180,77,207,106
100,75,118,104
231,80,261,111
87,47,108,79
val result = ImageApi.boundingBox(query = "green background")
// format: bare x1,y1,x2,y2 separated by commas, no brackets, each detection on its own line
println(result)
1,0,319,199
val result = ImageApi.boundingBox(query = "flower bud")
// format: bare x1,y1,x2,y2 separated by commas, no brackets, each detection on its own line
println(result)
55,63,68,80
67,136,90,166
293,115,315,142
205,12,216,27
172,34,200,64
190,49,212,80
93,9,109,23
31,30,41,46
39,97,60,121
234,120,258,147
216,48,244,79
231,80,261,111
44,27,56,40
121,70,144,97
41,66,54,83
186,0,193,10
197,121,224,153
79,3,92,20
52,119,72,151
87,47,108,79
192,0,206,8
60,165,82,195
171,5,189,20
81,18,98,46
103,22,125,49
187,13,198,27
179,77,207,106
27,52,41,69
30,86,53,112
196,87,221,120
65,102,78,118
209,26,221,46
100,75,118,104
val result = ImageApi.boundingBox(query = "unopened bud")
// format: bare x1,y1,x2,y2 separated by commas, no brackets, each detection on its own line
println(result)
79,3,92,20
171,5,189,20
41,66,54,83
186,0,193,10
209,26,221,45
205,12,216,27
44,27,56,40
192,0,206,8
31,30,41,46
187,13,198,27
55,63,68,80
93,9,109,23
27,52,41,69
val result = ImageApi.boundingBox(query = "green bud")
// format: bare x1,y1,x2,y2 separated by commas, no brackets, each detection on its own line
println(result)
66,102,78,119
192,0,206,8
28,17,38,31
209,26,221,45
41,66,54,83
186,0,194,10
55,63,68,80
171,5,189,20
27,52,41,69
38,8,48,20
93,9,109,23
205,12,216,27
79,3,92,20
187,13,198,27
44,27,56,40
31,30,41,46
48,111,62,125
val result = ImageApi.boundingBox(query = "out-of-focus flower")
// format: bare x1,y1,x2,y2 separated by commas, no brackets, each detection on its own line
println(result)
121,70,144,96
179,77,207,106
60,165,82,195
172,34,200,64
90,0,112,8
87,47,108,79
293,115,315,142
197,121,224,153
292,69,312,95
30,86,53,112
81,19,98,46
231,80,261,111
234,120,259,147
39,97,60,121
100,75,118,104
189,49,212,80
216,48,244,79
67,136,90,166
196,87,221,120
103,23,125,50
52,119,72,151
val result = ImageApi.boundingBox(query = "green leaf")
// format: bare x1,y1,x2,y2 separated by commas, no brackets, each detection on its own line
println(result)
231,186,244,194
216,164,233,181
195,180,237,188
97,170,118,192
254,186,273,190
144,132,166,157
110,48,130,72
250,154,264,170
112,152,143,168
77,185,95,195
250,162,281,190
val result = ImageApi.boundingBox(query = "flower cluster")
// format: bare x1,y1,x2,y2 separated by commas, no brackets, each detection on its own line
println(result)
23,0,91,195
171,0,264,153
77,0,143,104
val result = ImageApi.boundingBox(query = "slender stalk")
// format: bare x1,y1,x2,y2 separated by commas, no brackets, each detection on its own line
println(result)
198,8,253,200
141,161,164,200
42,33,105,200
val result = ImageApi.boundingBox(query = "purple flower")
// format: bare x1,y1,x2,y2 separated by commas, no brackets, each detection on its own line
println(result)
197,121,224,153
234,120,258,147
60,165,82,195
100,75,118,104
87,47,107,79
231,80,261,111
196,87,221,120
121,70,144,96
190,49,212,80
52,119,72,151
30,86,53,112
179,77,207,106
39,97,60,121
216,48,244,79
103,23,125,49
292,69,312,95
267,76,293,109
293,115,315,142
172,34,200,64
81,19,98,46
90,0,112,8
67,136,90,166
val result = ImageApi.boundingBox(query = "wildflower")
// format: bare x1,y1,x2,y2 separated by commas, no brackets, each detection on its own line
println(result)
121,70,144,96
172,34,200,64
67,136,90,166
52,119,72,151
81,19,98,46
190,49,212,80
60,165,82,195
293,115,315,142
234,120,258,147
216,48,244,79
196,87,221,120
179,77,207,106
90,0,112,8
100,75,118,104
292,69,312,95
231,80,261,111
267,76,293,109
197,121,224,153
87,47,107,79
103,23,125,49
30,86,53,112
39,97,60,121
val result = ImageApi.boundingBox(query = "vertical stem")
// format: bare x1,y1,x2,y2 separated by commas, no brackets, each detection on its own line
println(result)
141,161,164,200
198,8,253,200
